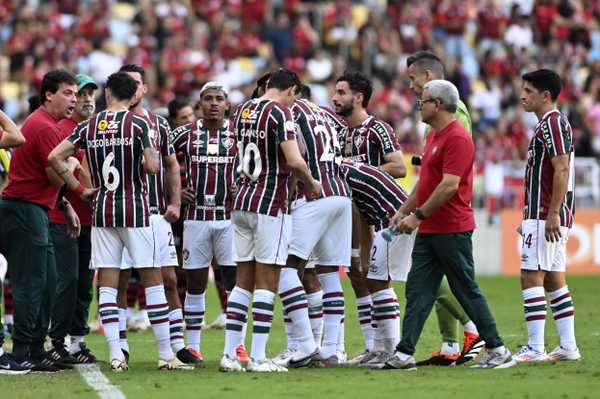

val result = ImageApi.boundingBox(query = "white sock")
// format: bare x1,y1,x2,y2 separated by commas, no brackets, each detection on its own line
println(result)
489,345,507,355
126,307,134,319
283,315,298,350
145,285,174,361
337,317,345,354
118,308,129,353
250,289,275,361
184,292,205,352
463,320,478,334
69,336,84,354
99,287,124,361
278,268,316,355
356,295,375,351
0,348,4,356
224,286,250,358
4,314,13,324
319,272,344,358
306,290,323,349
523,286,546,352
440,342,460,356
547,285,577,350
169,308,185,352
372,288,400,353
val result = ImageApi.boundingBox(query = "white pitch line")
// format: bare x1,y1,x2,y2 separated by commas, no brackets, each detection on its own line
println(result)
76,364,126,399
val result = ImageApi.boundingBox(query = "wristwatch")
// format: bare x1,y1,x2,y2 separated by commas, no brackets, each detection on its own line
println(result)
57,199,70,212
414,208,427,221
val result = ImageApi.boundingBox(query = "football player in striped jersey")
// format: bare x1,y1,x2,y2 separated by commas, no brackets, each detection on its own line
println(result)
220,68,322,372
49,72,191,371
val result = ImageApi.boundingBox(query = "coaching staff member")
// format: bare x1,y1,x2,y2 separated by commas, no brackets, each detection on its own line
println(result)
382,80,510,370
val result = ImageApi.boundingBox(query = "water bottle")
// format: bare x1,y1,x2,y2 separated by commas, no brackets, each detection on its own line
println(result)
381,227,398,242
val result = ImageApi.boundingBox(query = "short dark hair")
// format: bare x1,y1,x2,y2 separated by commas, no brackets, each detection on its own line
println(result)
406,50,445,78
522,69,562,101
299,84,311,99
336,70,373,108
39,69,77,104
266,68,300,92
119,64,146,83
106,72,138,101
28,95,41,113
168,98,190,120
251,72,272,99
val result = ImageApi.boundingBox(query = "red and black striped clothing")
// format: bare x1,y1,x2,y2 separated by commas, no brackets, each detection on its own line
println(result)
341,161,407,231
171,119,236,221
339,115,400,167
524,109,575,228
291,99,349,198
232,99,296,216
69,110,153,228
143,110,174,214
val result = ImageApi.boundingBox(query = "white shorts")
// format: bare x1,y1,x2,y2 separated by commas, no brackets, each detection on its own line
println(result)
183,219,235,269
232,210,291,266
367,230,416,282
92,227,156,269
288,196,352,266
520,219,569,272
121,214,178,269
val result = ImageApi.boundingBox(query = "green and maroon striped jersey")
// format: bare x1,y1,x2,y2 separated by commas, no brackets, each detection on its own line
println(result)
339,115,400,167
341,161,407,231
291,99,350,198
232,98,296,216
171,119,236,221
68,109,153,228
143,110,175,214
524,109,575,228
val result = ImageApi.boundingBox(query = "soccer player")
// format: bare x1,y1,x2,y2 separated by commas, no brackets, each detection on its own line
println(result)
332,70,405,363
273,85,352,368
405,51,483,366
507,69,580,364
220,68,321,372
47,74,100,365
168,98,195,130
116,64,197,365
0,69,81,373
341,160,412,368
171,82,241,362
48,71,191,371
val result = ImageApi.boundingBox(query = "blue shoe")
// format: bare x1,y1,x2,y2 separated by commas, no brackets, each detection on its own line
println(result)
0,353,31,375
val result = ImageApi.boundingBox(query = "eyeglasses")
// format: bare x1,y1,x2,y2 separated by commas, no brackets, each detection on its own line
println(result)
417,98,439,109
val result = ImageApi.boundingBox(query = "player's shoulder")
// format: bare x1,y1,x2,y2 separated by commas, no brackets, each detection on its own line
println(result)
369,117,394,135
155,113,170,130
172,122,193,137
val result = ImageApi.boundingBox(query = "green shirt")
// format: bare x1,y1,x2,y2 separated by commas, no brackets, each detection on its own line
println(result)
425,99,472,137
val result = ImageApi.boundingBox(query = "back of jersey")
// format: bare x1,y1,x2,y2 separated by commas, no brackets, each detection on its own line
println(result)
70,109,152,228
292,99,349,198
232,98,296,216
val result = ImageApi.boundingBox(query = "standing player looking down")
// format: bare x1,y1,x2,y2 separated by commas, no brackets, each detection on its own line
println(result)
220,68,322,372
171,82,241,363
332,70,405,363
505,69,580,365
48,72,191,371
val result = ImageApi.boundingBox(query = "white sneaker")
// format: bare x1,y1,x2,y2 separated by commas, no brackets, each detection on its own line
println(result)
513,345,548,363
272,348,296,367
110,359,129,372
360,351,390,368
471,348,512,369
158,357,194,370
206,313,226,330
547,346,581,361
380,351,417,370
219,354,245,372
288,349,319,368
346,349,371,366
246,358,288,372
336,351,347,363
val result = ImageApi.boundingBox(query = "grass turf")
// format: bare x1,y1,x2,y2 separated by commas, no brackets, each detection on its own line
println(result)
1,275,599,399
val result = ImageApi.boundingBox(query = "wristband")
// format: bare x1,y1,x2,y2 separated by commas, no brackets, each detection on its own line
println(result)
73,183,85,196
414,208,427,221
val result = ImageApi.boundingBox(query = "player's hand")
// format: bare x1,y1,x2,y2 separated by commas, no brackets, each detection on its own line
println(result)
516,224,523,236
80,187,99,203
66,156,81,173
390,209,408,232
64,204,81,238
181,188,196,205
397,213,420,234
307,180,322,200
164,204,180,223
545,213,562,243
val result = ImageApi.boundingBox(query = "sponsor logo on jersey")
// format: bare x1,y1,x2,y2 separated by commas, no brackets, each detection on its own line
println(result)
241,107,259,122
98,120,108,131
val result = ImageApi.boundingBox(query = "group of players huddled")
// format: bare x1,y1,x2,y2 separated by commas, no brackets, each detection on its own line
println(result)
0,50,580,374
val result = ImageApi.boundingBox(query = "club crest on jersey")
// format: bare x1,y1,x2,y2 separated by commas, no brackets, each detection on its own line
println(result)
284,120,295,133
222,137,234,149
354,135,364,148
207,143,218,155
148,129,157,140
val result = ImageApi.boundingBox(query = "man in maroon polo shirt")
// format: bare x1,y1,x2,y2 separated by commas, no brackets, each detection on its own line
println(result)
0,69,84,372
47,74,99,365
382,79,510,371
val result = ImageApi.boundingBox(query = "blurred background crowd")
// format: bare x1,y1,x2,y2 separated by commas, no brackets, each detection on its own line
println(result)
0,0,599,223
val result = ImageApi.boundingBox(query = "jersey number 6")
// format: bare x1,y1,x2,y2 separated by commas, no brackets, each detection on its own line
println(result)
102,152,121,191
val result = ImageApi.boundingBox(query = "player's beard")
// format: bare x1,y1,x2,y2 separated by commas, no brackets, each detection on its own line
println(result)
335,102,353,117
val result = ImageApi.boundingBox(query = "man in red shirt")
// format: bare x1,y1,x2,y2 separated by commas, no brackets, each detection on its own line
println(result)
47,74,99,365
382,80,510,370
0,69,82,372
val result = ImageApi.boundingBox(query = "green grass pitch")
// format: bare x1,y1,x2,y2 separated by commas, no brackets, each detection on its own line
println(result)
1,275,599,398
